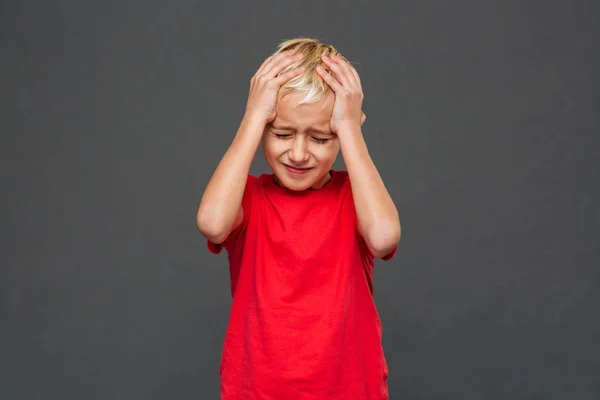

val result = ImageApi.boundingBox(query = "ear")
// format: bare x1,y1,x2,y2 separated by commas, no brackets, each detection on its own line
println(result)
361,112,366,125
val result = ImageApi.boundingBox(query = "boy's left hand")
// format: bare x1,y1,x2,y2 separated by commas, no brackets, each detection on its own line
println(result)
316,55,366,134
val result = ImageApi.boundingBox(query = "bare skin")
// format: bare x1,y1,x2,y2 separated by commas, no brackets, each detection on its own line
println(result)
197,50,400,257
316,55,400,257
196,50,304,244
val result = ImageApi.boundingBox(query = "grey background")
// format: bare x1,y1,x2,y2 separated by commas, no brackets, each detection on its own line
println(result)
1,0,599,398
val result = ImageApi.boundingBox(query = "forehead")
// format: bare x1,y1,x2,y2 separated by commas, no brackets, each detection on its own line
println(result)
273,91,334,132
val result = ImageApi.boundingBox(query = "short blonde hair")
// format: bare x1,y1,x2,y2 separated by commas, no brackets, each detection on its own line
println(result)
273,37,348,105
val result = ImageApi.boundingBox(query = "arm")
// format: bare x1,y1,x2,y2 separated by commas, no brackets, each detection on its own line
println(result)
317,55,401,258
196,50,304,244
337,124,401,258
196,117,264,244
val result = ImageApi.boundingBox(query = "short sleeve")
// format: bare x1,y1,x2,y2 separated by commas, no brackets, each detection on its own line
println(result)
343,177,398,262
357,232,375,265
381,245,398,261
206,239,223,254
205,174,258,255
357,232,398,262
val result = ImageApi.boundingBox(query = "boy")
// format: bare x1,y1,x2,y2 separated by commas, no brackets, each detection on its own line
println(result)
197,38,401,400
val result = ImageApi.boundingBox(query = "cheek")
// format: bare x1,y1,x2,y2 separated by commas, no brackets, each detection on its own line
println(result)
311,143,339,162
262,137,285,159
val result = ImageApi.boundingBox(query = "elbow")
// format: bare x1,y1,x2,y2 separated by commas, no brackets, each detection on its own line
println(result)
365,221,401,258
196,210,229,244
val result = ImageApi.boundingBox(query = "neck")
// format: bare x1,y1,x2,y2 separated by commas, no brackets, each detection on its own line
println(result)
274,170,332,190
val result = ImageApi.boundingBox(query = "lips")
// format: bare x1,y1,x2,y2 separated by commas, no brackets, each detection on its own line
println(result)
284,164,312,175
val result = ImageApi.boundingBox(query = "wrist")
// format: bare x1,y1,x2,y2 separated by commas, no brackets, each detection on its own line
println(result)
240,113,268,134
334,121,362,138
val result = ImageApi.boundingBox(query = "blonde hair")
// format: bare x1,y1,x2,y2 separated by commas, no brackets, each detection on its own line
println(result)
273,37,348,105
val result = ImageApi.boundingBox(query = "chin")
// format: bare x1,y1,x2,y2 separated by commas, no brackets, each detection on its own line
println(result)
275,174,314,191
274,165,329,191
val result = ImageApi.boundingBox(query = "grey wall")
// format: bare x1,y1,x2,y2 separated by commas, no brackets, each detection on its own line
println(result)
1,0,599,398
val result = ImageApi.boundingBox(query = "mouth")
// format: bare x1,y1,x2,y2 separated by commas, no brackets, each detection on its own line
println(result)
283,164,313,175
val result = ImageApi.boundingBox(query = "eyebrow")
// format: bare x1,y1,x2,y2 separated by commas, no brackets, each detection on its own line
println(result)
271,125,333,136
270,124,295,131
308,127,334,136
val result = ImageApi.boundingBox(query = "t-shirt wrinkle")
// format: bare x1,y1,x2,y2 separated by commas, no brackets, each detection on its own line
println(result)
207,169,395,400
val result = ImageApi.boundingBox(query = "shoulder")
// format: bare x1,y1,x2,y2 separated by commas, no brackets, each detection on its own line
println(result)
333,169,350,186
246,174,259,186
238,174,262,211
329,169,352,198
332,169,349,181
242,174,262,193
241,173,274,210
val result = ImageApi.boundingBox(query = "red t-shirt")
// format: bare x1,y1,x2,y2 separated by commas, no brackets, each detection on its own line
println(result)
207,169,396,400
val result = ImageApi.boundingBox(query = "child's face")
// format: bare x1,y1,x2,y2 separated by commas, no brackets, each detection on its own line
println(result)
262,91,340,191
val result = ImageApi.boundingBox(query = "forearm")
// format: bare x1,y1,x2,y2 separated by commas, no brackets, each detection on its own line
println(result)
196,116,264,241
338,124,401,256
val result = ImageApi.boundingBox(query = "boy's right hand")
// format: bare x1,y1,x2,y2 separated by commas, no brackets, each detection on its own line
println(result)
244,50,305,125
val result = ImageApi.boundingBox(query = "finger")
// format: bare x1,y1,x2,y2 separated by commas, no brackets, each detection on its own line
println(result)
330,55,361,88
361,112,366,125
252,56,274,80
321,55,354,88
262,51,303,78
349,63,362,89
254,50,294,78
274,66,305,86
316,65,344,93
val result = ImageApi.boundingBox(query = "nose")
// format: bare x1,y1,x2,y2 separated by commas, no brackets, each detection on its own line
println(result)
288,137,310,164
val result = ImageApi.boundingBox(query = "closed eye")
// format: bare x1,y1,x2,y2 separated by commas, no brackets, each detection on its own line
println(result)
272,132,292,139
271,131,330,144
